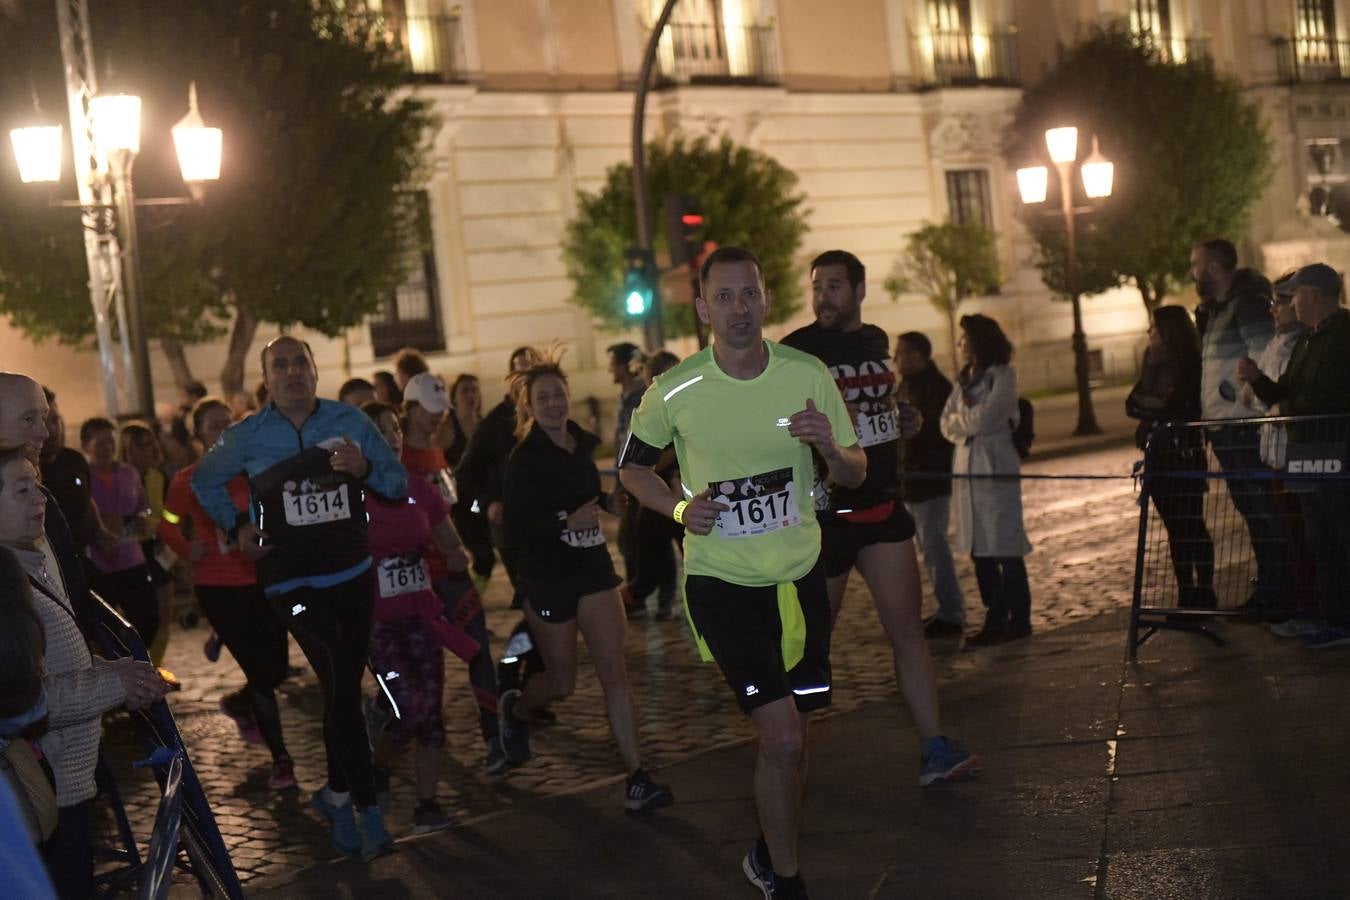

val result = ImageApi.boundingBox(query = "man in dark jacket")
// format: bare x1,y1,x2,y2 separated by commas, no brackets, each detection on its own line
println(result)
895,333,965,635
1239,262,1350,646
1190,238,1287,606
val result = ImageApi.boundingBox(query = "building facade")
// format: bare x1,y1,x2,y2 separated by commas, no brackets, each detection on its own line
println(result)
13,0,1350,429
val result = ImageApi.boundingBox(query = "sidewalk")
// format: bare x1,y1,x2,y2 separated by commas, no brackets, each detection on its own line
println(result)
258,608,1350,899
1028,383,1135,461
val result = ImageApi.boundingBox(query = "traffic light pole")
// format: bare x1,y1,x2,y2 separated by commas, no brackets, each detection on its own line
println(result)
631,0,680,352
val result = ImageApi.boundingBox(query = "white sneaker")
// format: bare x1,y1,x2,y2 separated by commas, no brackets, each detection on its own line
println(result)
1268,619,1323,638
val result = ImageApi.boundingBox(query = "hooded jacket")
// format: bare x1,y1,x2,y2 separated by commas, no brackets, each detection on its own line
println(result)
1195,268,1274,422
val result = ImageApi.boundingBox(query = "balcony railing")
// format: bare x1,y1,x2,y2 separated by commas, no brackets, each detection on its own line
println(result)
1135,30,1212,63
1274,36,1350,83
914,29,1019,88
401,14,468,83
655,22,781,86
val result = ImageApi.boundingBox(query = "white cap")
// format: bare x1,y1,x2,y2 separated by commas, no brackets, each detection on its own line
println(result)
404,372,450,414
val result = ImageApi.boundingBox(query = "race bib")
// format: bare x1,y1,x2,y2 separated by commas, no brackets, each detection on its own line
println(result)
432,469,458,505
560,525,606,548
710,468,802,539
377,554,430,598
855,407,898,448
282,483,351,527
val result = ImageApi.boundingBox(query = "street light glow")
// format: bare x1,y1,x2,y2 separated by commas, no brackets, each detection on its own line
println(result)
9,125,62,182
90,93,142,154
1016,166,1049,204
1081,136,1114,198
1045,126,1078,164
172,83,222,182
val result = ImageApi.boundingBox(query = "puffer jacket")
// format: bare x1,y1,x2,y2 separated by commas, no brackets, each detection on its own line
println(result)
1195,268,1274,421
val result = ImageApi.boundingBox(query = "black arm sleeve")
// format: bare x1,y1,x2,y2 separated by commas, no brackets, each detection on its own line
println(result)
617,432,664,468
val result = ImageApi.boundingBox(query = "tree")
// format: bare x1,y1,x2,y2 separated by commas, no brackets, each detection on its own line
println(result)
0,0,433,396
884,221,1002,365
563,135,810,340
1006,22,1272,313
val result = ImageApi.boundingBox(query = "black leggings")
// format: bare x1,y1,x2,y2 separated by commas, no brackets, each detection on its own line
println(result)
270,572,377,807
197,583,290,760
87,564,159,650
973,556,1032,632
1150,478,1215,595
626,508,681,606
433,575,499,741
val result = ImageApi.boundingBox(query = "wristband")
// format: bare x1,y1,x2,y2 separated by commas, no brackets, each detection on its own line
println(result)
672,500,690,525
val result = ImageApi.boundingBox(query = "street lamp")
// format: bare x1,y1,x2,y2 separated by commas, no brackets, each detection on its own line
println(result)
1017,126,1114,437
15,85,223,420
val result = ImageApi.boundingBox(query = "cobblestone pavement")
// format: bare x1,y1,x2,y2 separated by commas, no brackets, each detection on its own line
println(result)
98,445,1141,890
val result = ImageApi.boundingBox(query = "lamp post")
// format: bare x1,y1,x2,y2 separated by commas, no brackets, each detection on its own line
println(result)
1017,127,1114,437
9,82,222,420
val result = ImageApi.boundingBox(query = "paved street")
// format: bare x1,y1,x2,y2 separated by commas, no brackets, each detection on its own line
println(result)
98,441,1143,891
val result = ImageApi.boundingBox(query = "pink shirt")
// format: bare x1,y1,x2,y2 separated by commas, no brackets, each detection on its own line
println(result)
365,471,449,620
87,462,149,573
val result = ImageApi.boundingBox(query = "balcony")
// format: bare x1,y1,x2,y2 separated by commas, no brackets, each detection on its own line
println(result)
400,14,468,83
655,22,781,87
1274,36,1350,83
1135,30,1211,63
913,29,1019,88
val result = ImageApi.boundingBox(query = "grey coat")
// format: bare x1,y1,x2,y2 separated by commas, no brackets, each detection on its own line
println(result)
939,364,1032,557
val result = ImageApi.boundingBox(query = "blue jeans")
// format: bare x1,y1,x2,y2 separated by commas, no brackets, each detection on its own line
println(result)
1209,425,1291,598
906,496,965,625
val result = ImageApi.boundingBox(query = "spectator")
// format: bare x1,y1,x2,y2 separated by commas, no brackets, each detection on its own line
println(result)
80,417,161,650
338,378,377,408
1126,306,1216,609
0,546,53,846
1240,262,1350,647
940,314,1033,645
167,381,209,465
119,423,177,670
1190,238,1287,606
37,389,106,553
372,371,402,405
393,348,430,393
895,331,966,636
0,445,166,899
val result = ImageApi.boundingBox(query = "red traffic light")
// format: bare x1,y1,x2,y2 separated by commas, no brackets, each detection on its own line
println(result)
680,214,704,227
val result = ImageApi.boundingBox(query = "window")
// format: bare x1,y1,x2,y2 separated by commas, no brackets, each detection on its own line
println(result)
369,193,445,358
1130,0,1172,46
946,169,993,229
1296,0,1339,69
655,0,780,84
366,0,467,82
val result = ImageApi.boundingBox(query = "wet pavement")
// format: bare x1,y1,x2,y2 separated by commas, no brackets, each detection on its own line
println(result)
98,443,1147,892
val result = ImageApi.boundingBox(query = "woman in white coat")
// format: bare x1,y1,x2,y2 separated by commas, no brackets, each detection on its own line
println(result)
940,314,1033,645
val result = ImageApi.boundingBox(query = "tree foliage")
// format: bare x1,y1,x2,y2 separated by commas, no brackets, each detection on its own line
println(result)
563,135,810,339
884,221,1002,363
0,0,433,394
1005,22,1272,311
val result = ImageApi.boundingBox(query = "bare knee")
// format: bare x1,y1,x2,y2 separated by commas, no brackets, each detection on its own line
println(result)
758,722,804,769
540,671,576,703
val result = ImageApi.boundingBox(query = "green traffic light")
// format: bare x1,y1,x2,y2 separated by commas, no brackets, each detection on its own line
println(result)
626,290,648,316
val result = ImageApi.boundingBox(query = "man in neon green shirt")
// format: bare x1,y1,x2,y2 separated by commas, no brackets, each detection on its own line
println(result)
620,246,865,900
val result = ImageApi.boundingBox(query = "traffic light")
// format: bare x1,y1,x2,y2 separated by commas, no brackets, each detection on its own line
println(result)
663,194,705,268
621,247,656,318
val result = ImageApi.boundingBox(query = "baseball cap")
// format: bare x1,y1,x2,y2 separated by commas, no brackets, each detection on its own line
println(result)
1273,262,1342,298
404,372,450,414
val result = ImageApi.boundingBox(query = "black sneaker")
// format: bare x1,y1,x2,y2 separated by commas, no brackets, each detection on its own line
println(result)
623,768,673,813
963,628,1006,648
923,617,964,638
497,689,532,766
483,739,511,776
742,841,809,899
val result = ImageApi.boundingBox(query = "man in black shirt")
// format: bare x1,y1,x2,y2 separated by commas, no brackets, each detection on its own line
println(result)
782,250,977,788
38,388,107,550
894,333,966,635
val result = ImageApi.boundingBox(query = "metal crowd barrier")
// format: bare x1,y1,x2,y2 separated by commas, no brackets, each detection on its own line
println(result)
1129,412,1350,657
87,593,243,899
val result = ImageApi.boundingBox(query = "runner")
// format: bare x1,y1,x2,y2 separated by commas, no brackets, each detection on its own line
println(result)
396,373,507,775
782,250,978,788
191,335,405,861
497,352,673,812
361,400,476,832
620,246,865,899
158,397,296,789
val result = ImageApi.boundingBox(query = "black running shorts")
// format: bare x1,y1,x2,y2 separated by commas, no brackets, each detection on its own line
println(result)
518,569,621,624
820,501,917,578
683,558,832,714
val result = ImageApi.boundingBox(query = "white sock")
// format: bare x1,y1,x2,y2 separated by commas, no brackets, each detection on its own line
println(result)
321,786,351,806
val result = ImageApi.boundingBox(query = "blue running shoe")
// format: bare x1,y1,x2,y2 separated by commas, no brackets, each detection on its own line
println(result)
1301,625,1350,649
919,736,980,787
357,805,393,861
310,787,358,856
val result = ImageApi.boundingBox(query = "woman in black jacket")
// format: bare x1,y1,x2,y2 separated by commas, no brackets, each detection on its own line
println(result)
1126,306,1215,608
497,355,672,813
